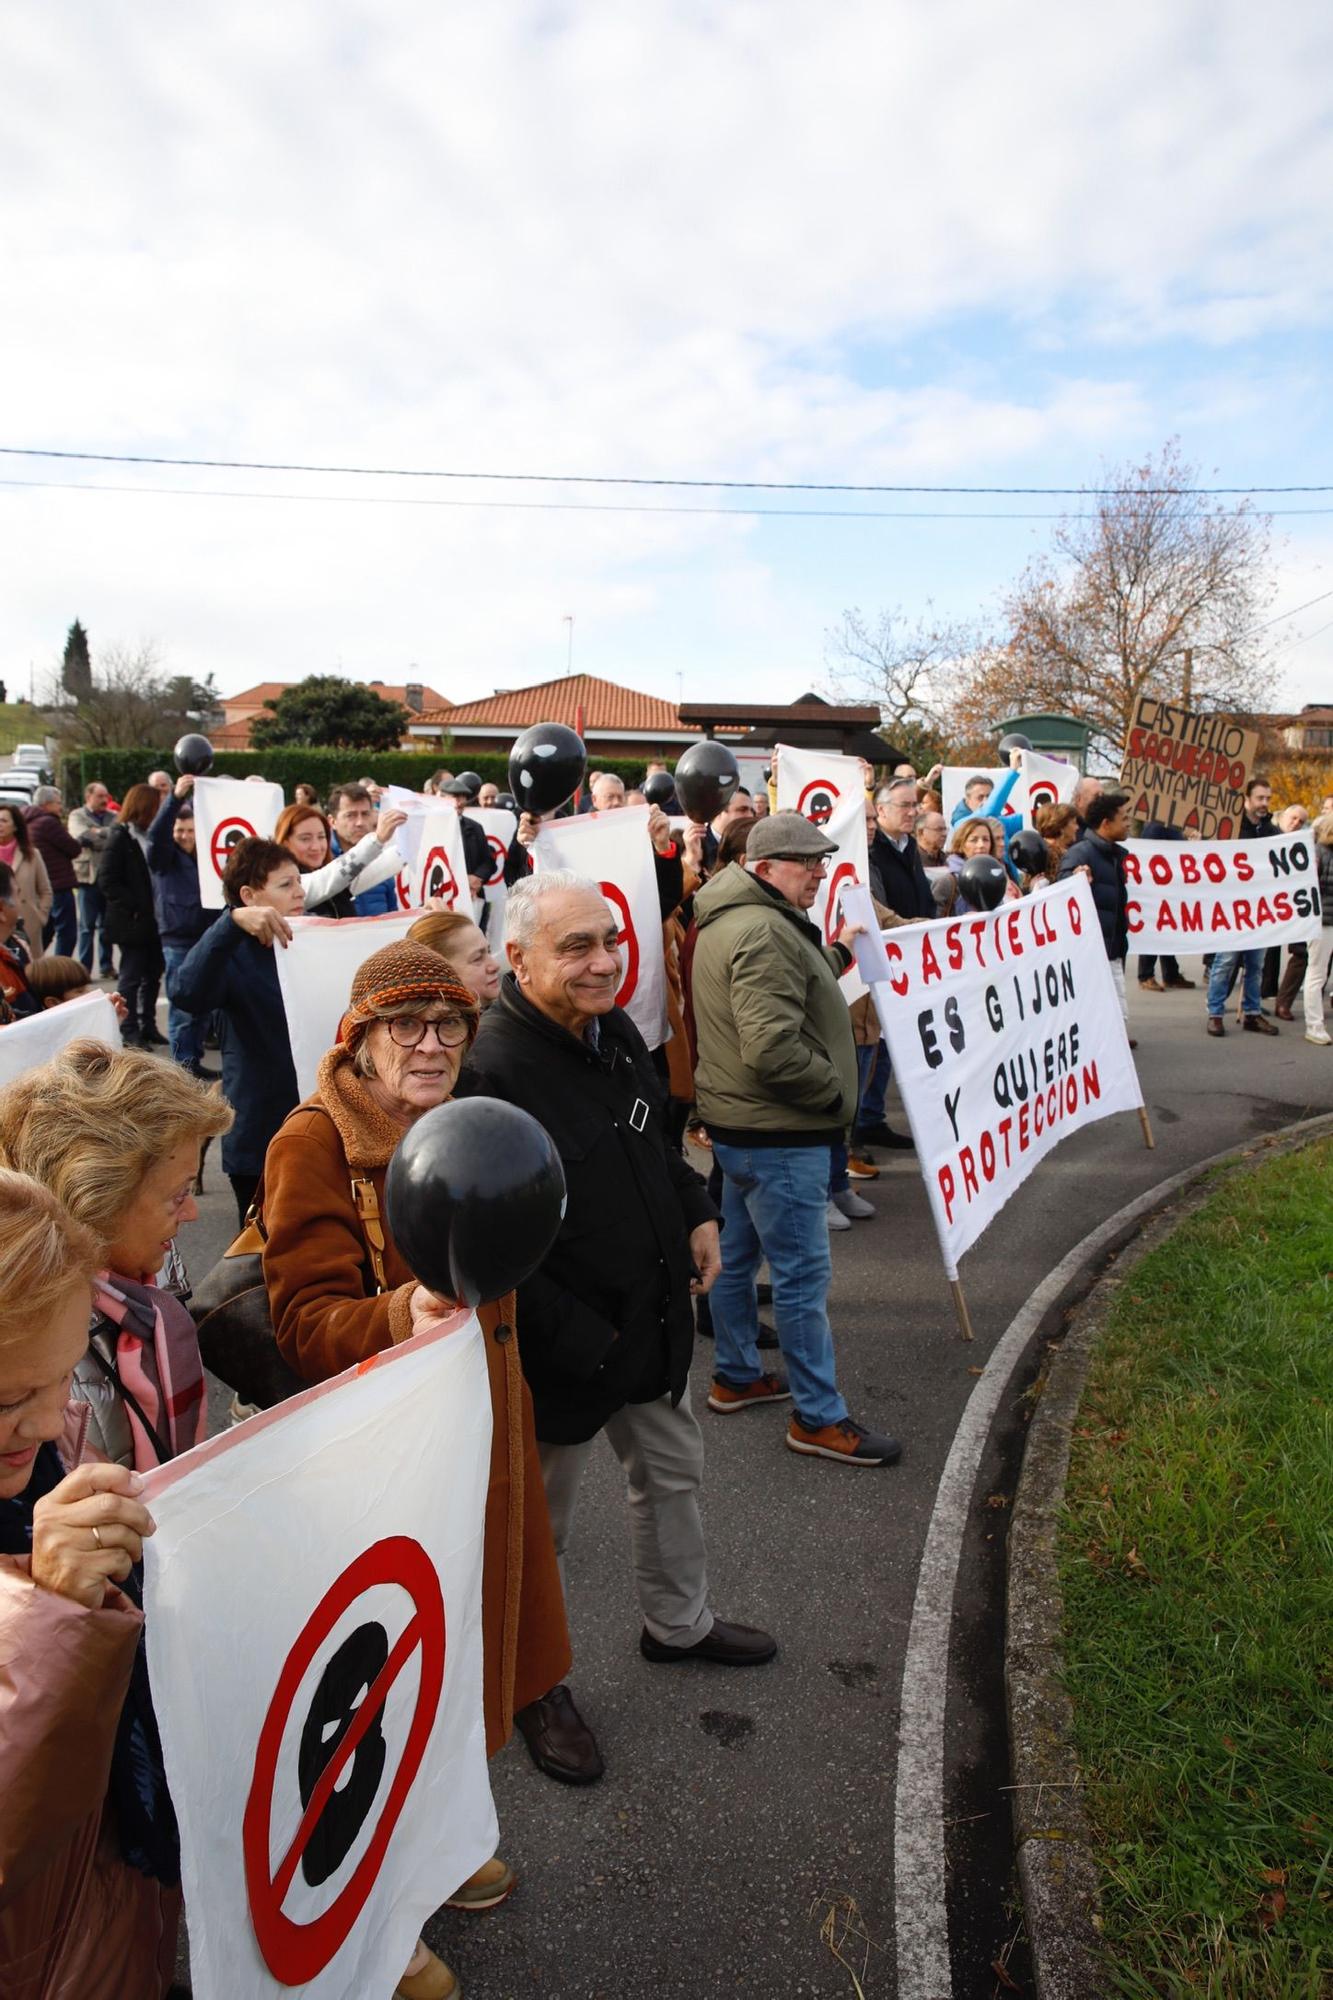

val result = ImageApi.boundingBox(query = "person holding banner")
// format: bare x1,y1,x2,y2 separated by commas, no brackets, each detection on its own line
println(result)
1133,820,1195,994
329,783,400,916
97,786,166,1050
0,1170,180,2000
1203,777,1281,1038
1302,815,1333,1045
274,798,407,917
868,780,935,921
1057,792,1135,1040
692,813,902,1467
146,777,214,1076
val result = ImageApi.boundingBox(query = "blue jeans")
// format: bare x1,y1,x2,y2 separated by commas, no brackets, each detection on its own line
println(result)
854,1038,889,1131
1207,949,1262,1019
161,943,205,1069
76,885,114,974
711,1142,847,1429
44,888,77,957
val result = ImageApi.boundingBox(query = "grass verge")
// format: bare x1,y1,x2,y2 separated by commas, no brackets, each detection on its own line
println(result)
1057,1136,1333,1999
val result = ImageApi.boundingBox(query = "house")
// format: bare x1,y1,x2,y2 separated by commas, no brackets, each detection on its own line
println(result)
407,672,725,764
1277,704,1333,752
214,678,448,749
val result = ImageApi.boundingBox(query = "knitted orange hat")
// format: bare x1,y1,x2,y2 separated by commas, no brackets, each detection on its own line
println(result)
339,940,479,1051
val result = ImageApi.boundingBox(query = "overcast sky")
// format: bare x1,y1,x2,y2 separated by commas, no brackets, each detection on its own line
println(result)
4,0,1332,716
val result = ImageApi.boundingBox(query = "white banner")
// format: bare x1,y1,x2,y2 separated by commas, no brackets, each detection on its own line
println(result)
194,778,285,910
942,753,1075,832
465,806,516,940
275,911,417,1098
533,805,667,1048
142,1310,496,2000
864,878,1143,1279
392,806,475,918
0,988,121,1083
1124,831,1322,955
772,742,868,1003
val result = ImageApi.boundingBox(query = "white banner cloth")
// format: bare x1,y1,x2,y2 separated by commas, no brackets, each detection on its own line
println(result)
392,806,475,917
193,778,285,909
1123,831,1322,955
275,911,417,1098
772,742,868,1003
0,989,121,1083
942,754,1075,831
142,1310,496,2000
533,805,667,1048
864,878,1143,1279
465,806,517,940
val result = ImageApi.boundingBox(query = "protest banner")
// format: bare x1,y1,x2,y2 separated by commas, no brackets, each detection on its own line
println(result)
194,778,285,910
142,1308,496,2000
772,742,869,1001
0,988,121,1084
533,804,667,1048
857,877,1143,1280
275,911,417,1097
941,754,1075,831
465,805,517,939
1124,830,1321,956
1119,696,1260,838
392,806,475,917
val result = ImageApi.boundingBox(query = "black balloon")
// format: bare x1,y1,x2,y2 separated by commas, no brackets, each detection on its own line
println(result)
493,792,519,814
456,771,483,797
385,1098,567,1307
1009,828,1048,875
673,740,740,823
508,723,587,817
642,771,676,808
959,854,1008,911
997,732,1033,755
173,733,214,775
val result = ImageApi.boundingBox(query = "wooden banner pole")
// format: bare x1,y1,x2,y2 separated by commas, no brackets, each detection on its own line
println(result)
949,1278,976,1343
1138,1106,1155,1151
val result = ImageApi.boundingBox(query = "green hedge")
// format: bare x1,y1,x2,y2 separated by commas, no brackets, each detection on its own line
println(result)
70,744,652,804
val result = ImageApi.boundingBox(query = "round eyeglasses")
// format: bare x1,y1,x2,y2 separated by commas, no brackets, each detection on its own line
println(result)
383,1012,470,1049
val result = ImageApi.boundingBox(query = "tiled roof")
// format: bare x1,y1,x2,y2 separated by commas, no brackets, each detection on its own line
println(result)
414,673,684,733
222,680,448,714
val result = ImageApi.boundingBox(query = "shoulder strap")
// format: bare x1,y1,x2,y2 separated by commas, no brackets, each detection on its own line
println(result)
86,1343,171,1467
348,1176,388,1296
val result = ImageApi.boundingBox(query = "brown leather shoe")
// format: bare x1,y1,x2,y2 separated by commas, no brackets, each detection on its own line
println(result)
1163,975,1196,989
1242,1013,1279,1035
1274,1003,1295,1021
514,1685,604,1785
1206,1017,1225,1037
639,1618,777,1666
1138,978,1164,991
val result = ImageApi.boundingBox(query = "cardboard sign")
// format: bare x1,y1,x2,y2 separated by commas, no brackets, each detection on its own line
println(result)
1119,697,1260,838
0,988,121,1084
532,805,667,1048
274,911,417,1098
142,1310,496,2000
194,778,285,910
864,878,1143,1278
772,742,869,1002
1123,831,1322,955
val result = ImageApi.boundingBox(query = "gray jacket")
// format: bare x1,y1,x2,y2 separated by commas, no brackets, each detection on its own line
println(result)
67,805,116,886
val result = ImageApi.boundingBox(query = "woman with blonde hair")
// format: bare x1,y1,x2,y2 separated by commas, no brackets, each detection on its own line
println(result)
0,1169,177,1998
946,815,1020,909
408,906,502,1008
0,1039,232,1470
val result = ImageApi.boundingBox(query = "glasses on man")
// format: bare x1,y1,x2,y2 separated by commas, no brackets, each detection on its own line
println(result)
384,1012,470,1049
770,855,828,873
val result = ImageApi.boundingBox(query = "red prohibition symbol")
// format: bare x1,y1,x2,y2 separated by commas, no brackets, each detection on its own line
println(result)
824,861,858,949
1026,779,1058,810
243,1536,446,1985
600,880,639,1007
421,846,460,907
210,816,257,878
484,835,506,886
796,776,841,825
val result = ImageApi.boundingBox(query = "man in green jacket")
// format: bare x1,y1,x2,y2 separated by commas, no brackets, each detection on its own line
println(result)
691,812,902,1467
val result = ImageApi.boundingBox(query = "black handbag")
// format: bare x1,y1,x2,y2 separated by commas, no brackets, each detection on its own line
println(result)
191,1163,390,1412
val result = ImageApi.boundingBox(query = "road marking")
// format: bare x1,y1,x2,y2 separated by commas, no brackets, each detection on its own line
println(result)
891,1118,1333,1999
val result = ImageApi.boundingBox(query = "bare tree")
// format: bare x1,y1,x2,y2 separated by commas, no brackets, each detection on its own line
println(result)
825,604,975,765
43,642,218,752
947,441,1277,763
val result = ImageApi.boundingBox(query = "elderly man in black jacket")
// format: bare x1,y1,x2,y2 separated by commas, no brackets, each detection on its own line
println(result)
1057,790,1136,1045
867,778,935,919
461,868,776,1784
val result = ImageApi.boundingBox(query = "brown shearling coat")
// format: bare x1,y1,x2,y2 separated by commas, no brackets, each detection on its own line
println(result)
262,1046,571,1755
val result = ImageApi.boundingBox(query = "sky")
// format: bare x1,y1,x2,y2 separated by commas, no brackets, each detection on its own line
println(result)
3,0,1333,719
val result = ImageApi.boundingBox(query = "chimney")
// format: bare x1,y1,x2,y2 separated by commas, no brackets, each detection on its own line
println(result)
406,682,424,713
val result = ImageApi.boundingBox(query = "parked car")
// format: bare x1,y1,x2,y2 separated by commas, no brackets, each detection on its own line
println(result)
0,771,41,795
12,742,51,776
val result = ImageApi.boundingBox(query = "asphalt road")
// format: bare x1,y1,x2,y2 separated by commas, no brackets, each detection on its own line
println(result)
169,962,1333,1998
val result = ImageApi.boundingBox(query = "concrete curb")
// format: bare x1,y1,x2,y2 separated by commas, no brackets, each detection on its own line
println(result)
1004,1111,1333,2000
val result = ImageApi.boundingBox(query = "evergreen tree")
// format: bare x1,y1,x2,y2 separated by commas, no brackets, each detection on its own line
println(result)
62,619,93,702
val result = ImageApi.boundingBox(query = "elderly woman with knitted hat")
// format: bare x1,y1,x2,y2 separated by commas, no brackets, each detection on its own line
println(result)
259,940,570,2000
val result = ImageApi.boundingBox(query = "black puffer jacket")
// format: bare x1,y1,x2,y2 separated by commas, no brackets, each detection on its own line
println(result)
96,826,159,949
460,976,717,1444
1057,830,1128,960
868,830,935,919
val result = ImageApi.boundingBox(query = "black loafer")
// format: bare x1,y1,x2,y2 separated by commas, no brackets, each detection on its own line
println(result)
514,1684,604,1785
639,1618,777,1666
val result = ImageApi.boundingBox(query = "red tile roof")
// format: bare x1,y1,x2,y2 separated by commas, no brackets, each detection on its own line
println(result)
413,673,682,733
222,680,448,715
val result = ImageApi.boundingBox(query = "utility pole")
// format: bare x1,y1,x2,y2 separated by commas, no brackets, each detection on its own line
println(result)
563,614,574,677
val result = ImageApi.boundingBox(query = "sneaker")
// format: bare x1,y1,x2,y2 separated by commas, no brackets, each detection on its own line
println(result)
846,1152,880,1179
826,1200,852,1232
708,1372,792,1414
786,1416,902,1466
831,1187,875,1220
853,1122,914,1151
1306,1027,1332,1046
445,1855,516,1911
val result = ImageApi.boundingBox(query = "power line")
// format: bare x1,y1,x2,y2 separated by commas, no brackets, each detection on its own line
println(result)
0,442,1329,497
3,473,1333,524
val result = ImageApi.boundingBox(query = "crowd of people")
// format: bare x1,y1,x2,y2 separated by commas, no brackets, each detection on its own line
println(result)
1,744,1330,2000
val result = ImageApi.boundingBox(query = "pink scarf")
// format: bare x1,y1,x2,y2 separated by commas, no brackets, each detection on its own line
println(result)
93,1270,208,1470
0,840,16,868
